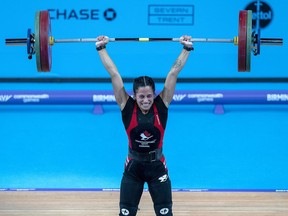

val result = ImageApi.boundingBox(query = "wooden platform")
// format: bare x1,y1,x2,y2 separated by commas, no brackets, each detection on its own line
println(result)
0,191,287,215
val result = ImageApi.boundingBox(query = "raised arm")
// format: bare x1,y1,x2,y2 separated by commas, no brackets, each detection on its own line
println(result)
159,35,193,107
96,36,129,110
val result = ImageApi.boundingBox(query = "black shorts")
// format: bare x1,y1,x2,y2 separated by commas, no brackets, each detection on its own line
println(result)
119,159,173,216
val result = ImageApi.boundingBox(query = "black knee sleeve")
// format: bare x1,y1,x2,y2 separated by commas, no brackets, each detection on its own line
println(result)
149,173,173,215
154,203,173,216
119,204,138,216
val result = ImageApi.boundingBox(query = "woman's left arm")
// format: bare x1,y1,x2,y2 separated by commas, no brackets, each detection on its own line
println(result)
159,35,193,107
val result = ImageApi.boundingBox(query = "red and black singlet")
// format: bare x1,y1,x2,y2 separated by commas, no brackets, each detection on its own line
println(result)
121,95,168,154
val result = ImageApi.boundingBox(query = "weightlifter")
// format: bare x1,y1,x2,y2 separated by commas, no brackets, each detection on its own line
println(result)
96,35,193,216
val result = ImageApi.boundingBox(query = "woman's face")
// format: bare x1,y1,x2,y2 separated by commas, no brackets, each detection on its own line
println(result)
134,86,155,114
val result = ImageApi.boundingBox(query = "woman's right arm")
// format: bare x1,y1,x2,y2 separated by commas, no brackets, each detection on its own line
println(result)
96,36,129,110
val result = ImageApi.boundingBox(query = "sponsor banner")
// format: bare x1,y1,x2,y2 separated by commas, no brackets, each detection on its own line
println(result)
1,90,288,105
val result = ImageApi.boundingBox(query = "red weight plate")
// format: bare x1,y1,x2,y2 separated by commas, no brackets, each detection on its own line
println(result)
238,10,247,72
39,11,52,72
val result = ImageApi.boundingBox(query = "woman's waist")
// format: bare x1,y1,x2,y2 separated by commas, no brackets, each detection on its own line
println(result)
128,147,163,162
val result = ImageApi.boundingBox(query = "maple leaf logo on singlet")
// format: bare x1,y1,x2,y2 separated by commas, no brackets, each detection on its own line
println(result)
135,130,156,148
140,131,153,140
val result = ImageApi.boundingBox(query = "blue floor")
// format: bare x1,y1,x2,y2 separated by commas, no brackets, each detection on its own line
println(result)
1,83,288,191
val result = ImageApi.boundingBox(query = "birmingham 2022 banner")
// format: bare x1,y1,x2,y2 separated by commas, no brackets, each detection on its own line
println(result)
0,0,286,78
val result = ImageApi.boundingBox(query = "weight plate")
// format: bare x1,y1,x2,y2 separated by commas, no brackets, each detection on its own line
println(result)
257,28,261,55
26,28,31,55
246,10,252,72
238,10,247,72
34,11,42,71
39,10,52,72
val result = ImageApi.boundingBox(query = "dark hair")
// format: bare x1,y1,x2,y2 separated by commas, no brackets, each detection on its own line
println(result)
133,76,155,94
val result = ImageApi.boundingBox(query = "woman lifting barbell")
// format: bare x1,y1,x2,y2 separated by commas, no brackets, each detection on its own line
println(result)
96,35,193,216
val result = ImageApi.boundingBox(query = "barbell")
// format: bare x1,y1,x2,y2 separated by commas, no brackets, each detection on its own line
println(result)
5,10,283,72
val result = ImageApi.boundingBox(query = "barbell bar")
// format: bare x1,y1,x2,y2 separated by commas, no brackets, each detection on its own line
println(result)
5,10,283,72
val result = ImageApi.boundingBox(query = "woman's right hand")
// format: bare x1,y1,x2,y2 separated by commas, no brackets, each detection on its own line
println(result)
96,35,109,48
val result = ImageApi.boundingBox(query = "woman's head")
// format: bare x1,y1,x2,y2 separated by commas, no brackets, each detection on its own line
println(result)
133,76,155,94
133,76,156,113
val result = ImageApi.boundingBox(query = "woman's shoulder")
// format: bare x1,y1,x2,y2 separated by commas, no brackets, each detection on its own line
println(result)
154,95,168,111
122,96,135,113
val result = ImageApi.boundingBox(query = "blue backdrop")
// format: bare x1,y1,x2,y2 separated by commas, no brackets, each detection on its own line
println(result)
0,0,287,77
0,0,287,191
